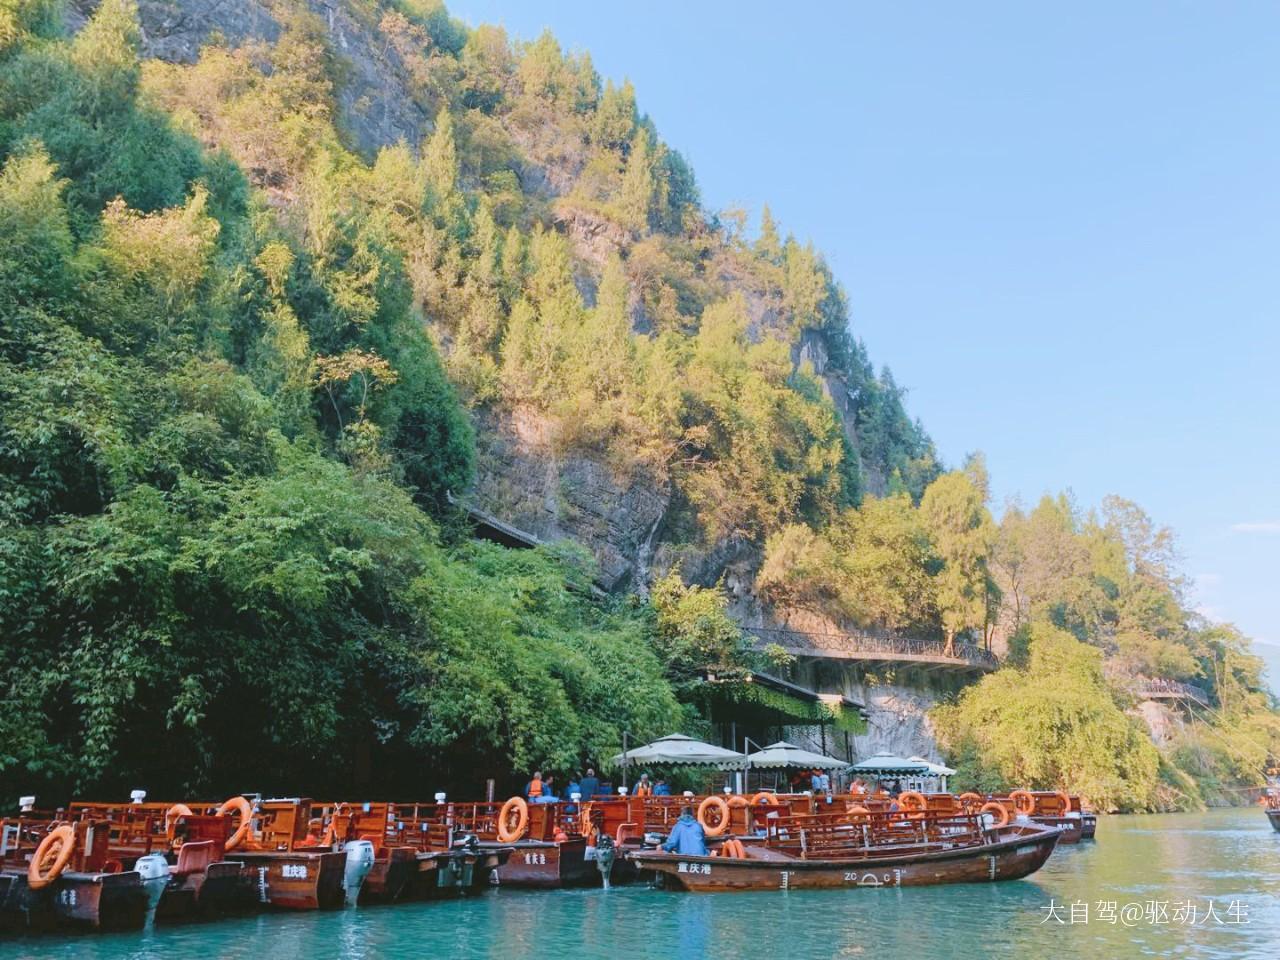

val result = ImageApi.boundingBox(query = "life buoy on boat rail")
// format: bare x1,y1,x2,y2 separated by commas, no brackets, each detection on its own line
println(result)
216,795,255,851
28,824,76,890
1009,790,1036,816
697,795,730,837
497,796,529,842
165,803,194,842
750,792,778,806
897,790,926,818
958,792,983,812
980,801,1010,828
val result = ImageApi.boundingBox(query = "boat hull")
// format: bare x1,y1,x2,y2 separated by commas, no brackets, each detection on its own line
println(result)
154,861,256,923
1029,815,1082,844
489,837,594,888
0,868,149,931
1080,814,1097,840
358,847,418,904
630,828,1060,892
1267,809,1280,833
403,847,508,899
227,851,346,910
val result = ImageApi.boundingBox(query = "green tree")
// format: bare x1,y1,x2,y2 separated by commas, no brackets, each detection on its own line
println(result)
932,624,1162,811
920,464,998,652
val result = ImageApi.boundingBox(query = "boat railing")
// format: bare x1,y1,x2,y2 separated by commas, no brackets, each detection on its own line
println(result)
765,808,991,858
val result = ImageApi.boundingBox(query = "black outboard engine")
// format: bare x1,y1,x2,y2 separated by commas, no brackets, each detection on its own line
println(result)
594,833,616,888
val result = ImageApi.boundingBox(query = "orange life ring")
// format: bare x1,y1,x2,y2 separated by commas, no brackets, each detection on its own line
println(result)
719,837,746,858
216,796,255,851
750,792,778,806
898,790,926,812
497,797,529,842
697,796,730,837
28,825,76,890
847,804,870,818
1053,791,1071,815
165,803,194,841
958,792,983,812
980,801,1010,827
726,795,750,809
1010,790,1036,816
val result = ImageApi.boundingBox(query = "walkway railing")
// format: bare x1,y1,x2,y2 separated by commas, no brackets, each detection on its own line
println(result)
1132,677,1212,707
746,627,1000,671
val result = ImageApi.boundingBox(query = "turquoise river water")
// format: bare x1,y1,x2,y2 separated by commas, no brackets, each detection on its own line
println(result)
4,808,1278,960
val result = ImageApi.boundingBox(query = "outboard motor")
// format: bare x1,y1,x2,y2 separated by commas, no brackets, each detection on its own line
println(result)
594,833,616,889
134,853,170,920
342,839,375,907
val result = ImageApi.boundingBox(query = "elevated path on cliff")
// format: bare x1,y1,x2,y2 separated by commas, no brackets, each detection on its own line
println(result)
746,627,1000,674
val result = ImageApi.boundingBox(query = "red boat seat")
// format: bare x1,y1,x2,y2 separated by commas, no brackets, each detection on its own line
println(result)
173,839,218,879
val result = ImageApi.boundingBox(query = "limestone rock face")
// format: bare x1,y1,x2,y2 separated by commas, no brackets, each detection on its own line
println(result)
470,408,669,593
1134,699,1183,748
71,0,431,156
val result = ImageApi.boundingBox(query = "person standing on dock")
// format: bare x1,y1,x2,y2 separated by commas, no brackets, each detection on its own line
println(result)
661,806,708,856
580,768,601,798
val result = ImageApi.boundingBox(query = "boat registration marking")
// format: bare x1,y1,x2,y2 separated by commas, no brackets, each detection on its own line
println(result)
282,863,308,880
677,862,711,875
522,852,547,865
58,889,77,907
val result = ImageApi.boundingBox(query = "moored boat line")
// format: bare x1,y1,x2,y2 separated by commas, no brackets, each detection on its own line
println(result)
0,783,1114,936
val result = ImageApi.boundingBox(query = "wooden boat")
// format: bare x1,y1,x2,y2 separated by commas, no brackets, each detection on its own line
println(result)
312,801,510,902
0,816,151,931
65,800,256,921
1263,789,1280,832
950,790,1085,843
384,798,540,890
1068,796,1098,840
218,798,348,910
629,808,1061,892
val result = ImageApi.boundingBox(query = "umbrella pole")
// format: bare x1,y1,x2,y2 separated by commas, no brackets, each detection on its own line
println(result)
622,730,629,791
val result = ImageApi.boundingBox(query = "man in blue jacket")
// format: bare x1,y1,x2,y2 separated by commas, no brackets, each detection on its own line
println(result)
580,768,601,799
661,806,708,856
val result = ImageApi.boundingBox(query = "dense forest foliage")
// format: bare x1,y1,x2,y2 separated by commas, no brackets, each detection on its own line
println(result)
0,0,1275,809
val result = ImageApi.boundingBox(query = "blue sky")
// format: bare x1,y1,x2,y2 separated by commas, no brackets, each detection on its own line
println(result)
447,1,1280,685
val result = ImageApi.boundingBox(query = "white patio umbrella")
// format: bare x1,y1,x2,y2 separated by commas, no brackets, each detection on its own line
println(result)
907,755,957,792
744,741,847,770
847,753,931,777
610,733,747,769
908,756,957,777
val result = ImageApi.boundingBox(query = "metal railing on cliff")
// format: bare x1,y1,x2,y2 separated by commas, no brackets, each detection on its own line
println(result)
1131,676,1212,707
745,626,1000,671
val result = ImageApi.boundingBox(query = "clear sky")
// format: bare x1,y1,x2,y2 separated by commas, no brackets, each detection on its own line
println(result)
446,1,1280,684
